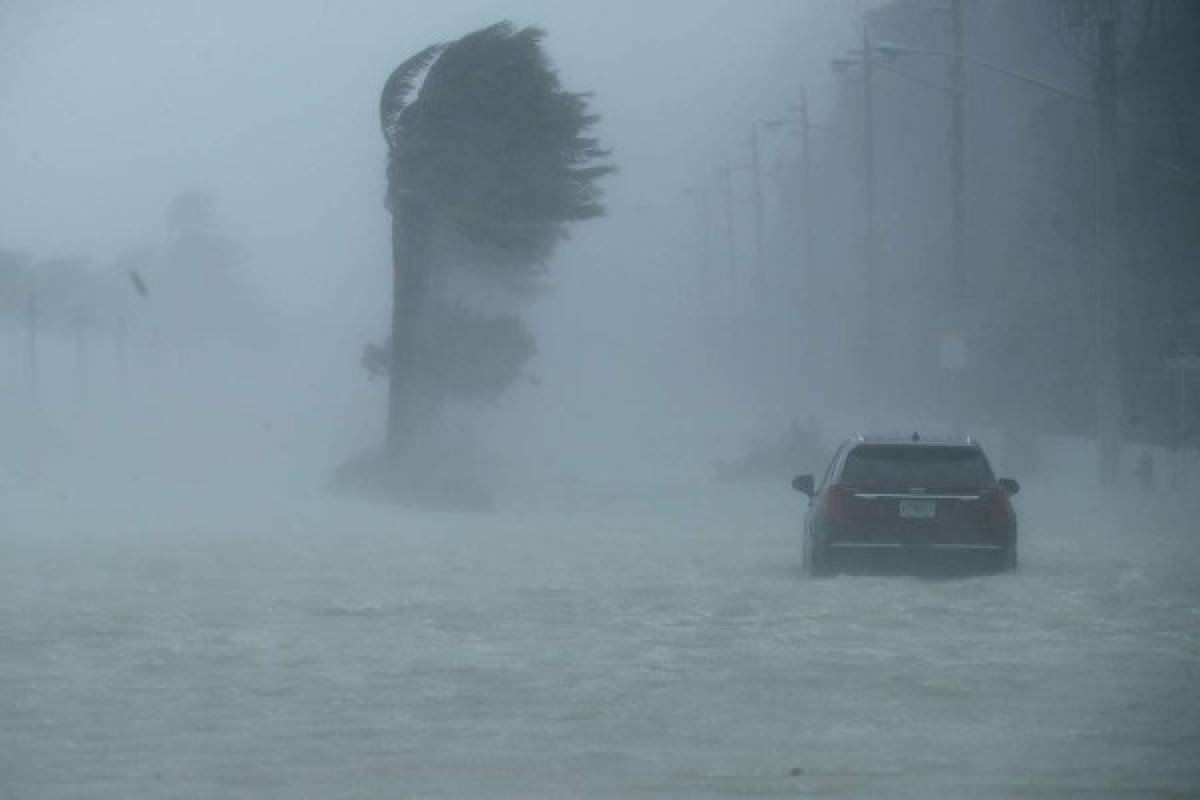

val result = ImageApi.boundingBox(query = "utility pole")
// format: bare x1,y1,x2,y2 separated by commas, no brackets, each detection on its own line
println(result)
719,165,737,296
26,293,38,406
1095,2,1121,485
699,188,713,286
862,29,880,379
749,123,766,288
949,0,966,311
115,317,128,400
947,0,968,433
1175,369,1188,489
683,185,714,293
799,88,815,278
832,30,882,390
75,306,88,413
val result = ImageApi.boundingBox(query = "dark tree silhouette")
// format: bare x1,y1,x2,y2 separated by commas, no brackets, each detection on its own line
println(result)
378,21,613,459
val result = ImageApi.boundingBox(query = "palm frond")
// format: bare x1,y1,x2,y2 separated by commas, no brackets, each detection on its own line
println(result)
380,43,445,149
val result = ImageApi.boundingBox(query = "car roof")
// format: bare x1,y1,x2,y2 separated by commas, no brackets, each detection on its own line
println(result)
845,433,982,448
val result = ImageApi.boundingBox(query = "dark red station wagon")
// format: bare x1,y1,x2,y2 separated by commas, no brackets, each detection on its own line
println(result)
792,434,1020,576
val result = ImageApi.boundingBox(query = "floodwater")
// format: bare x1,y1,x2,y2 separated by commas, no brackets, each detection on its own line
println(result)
3,447,1198,799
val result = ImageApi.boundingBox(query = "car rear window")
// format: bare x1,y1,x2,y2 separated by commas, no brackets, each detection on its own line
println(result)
840,445,994,486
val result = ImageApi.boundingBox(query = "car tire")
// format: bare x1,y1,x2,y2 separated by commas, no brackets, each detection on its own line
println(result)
808,542,835,578
997,538,1018,572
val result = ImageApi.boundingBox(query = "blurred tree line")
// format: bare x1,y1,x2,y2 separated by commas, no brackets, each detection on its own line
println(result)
0,190,262,404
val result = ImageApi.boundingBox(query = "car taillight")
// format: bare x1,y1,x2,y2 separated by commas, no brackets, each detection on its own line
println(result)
824,483,854,523
986,488,1012,525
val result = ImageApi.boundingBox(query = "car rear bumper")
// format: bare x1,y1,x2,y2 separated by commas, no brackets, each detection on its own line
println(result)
828,542,1004,551
819,538,1012,575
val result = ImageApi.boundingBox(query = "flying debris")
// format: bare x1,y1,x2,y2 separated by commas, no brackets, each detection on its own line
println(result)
129,269,149,297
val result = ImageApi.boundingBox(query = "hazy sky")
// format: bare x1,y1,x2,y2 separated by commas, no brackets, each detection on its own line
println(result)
0,1,867,317
0,1,887,477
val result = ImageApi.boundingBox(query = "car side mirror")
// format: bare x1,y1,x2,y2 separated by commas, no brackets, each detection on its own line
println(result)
998,478,1020,496
792,474,815,497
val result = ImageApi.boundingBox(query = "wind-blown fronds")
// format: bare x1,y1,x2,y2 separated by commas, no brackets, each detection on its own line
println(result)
382,21,614,278
379,43,445,151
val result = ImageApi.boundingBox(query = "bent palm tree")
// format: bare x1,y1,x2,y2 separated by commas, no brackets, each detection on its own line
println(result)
378,22,613,461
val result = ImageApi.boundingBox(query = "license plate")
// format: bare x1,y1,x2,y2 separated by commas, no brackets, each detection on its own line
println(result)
899,499,936,519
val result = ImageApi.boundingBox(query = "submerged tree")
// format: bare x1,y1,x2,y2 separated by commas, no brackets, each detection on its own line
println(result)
377,21,613,462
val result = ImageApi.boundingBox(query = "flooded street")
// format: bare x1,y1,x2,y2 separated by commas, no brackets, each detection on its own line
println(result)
4,467,1198,799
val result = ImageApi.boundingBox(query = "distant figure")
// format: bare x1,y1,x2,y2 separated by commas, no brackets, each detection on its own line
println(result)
1134,450,1155,492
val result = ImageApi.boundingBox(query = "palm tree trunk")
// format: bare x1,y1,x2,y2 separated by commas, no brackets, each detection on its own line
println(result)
385,200,430,463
